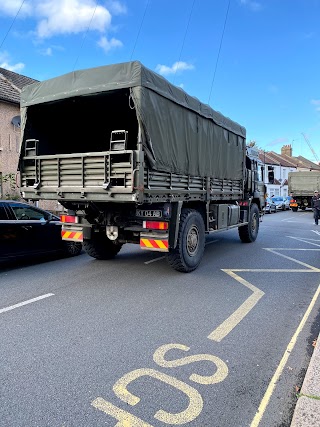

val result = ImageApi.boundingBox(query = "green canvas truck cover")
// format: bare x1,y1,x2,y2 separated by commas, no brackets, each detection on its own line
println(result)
20,61,246,180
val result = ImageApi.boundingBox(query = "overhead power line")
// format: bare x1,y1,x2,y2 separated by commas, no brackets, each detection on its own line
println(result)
0,0,26,50
173,0,196,85
207,0,231,105
73,1,98,71
130,0,150,60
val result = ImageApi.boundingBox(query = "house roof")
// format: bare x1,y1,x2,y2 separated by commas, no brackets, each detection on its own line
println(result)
258,148,320,171
0,67,38,105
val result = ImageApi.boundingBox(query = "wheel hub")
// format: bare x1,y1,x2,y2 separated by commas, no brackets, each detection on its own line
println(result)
186,225,199,256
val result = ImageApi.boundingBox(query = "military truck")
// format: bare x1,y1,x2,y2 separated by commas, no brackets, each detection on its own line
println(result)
18,61,265,272
288,171,320,211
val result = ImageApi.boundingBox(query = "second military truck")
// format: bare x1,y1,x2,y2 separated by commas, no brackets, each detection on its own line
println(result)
19,61,265,272
288,171,320,211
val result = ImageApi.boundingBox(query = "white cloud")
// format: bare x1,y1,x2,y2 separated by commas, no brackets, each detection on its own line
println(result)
97,35,123,53
240,0,262,12
155,61,194,76
39,47,53,56
267,137,288,147
311,99,320,112
0,52,25,72
0,0,32,17
35,0,111,38
0,0,126,40
105,0,127,15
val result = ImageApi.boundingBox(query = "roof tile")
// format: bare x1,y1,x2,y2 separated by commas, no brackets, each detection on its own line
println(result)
0,67,38,104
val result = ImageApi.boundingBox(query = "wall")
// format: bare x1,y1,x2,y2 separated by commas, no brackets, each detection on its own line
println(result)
0,101,20,199
0,100,62,212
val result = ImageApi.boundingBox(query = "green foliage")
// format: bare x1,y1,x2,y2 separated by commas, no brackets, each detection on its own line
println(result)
2,172,20,200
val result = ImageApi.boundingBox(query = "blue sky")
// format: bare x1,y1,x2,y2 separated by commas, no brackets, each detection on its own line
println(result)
0,0,319,162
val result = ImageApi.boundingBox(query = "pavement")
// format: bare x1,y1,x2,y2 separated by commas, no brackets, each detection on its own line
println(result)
290,332,320,427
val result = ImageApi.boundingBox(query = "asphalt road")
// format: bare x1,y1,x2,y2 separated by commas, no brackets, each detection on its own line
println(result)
0,209,320,427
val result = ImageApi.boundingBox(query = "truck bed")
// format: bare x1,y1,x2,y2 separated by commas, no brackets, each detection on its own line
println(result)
20,150,243,203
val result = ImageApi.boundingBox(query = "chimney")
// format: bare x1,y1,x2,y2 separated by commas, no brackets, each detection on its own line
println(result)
281,144,292,157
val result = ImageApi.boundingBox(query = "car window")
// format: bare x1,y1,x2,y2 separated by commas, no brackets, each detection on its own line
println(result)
10,203,50,221
0,205,9,220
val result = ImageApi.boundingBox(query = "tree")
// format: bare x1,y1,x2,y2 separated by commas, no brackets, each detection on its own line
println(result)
2,172,20,200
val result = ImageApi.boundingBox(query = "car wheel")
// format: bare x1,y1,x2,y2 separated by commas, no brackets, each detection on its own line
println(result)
63,241,82,257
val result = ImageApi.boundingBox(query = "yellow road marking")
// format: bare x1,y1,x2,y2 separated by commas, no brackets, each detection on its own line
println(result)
153,343,228,385
113,368,203,424
264,248,320,270
208,270,264,342
92,397,153,426
250,284,320,427
208,246,320,342
289,236,320,246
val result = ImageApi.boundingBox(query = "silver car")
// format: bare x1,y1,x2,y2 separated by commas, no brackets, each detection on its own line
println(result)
264,197,277,214
272,196,286,211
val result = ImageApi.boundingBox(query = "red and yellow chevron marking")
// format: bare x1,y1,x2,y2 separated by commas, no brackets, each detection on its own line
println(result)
140,238,169,252
61,230,83,242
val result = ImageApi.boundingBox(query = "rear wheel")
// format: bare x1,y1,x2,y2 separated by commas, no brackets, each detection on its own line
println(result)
83,234,122,260
166,209,205,273
238,204,259,243
292,207,298,212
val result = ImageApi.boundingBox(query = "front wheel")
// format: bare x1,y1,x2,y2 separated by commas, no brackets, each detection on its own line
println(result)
166,209,205,273
238,204,259,243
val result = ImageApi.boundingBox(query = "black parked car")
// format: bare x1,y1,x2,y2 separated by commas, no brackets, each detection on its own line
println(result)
0,200,82,263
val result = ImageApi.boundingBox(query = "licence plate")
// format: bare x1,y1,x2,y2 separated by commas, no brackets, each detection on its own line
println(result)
136,209,162,218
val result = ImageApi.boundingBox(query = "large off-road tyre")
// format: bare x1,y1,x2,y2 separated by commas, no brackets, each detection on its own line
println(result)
238,204,259,243
83,234,122,260
166,209,205,273
291,207,298,212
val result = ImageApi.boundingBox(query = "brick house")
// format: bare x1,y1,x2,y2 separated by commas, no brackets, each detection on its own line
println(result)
259,144,320,198
0,68,62,212
0,67,38,199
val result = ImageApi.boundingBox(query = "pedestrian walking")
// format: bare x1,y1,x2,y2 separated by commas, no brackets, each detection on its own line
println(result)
311,190,320,225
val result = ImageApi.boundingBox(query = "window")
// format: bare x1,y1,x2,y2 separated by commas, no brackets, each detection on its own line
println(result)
0,205,8,220
10,203,50,221
268,166,274,184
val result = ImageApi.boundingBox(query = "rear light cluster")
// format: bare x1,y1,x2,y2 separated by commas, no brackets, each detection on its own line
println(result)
60,215,79,224
238,201,249,206
143,221,168,230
